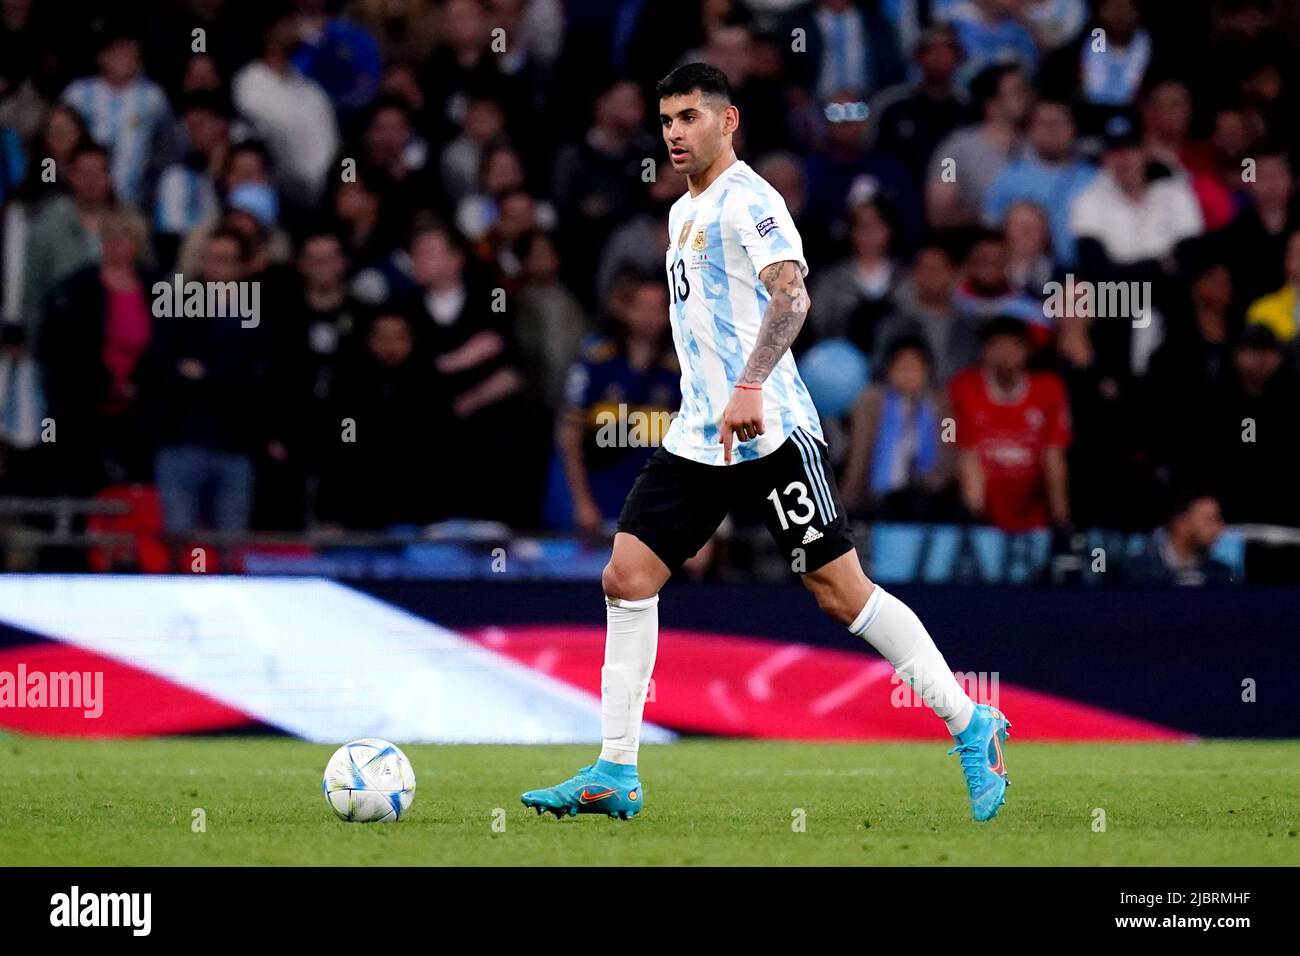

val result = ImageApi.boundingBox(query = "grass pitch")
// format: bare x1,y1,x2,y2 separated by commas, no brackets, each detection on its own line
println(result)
0,736,1296,866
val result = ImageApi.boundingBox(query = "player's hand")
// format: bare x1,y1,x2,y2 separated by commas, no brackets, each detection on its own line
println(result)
720,386,764,464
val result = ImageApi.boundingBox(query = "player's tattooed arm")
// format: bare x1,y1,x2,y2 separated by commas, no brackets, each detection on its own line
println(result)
738,260,809,387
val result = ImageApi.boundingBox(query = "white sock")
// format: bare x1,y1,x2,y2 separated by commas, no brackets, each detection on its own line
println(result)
597,593,659,766
849,586,975,736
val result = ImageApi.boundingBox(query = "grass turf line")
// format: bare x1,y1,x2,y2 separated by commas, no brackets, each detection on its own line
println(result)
0,736,1297,866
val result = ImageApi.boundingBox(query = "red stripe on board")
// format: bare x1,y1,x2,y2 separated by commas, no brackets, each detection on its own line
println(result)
470,626,1190,741
0,643,260,737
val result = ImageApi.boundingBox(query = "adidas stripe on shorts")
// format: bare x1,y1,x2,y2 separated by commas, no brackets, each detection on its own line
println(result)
616,426,854,573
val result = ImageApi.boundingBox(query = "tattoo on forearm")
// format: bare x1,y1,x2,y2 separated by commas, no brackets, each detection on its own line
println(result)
740,261,809,386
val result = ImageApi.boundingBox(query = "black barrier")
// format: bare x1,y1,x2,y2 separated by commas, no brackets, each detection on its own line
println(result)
360,580,1298,739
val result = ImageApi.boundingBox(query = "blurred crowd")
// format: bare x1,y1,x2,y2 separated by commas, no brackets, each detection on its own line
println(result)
1,0,1299,565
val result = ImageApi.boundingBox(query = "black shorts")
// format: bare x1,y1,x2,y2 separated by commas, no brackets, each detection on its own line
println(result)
617,427,854,574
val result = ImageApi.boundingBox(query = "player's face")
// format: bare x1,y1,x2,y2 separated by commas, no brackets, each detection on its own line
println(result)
660,92,733,176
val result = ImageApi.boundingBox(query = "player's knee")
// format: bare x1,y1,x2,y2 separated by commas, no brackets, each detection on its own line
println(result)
602,560,658,602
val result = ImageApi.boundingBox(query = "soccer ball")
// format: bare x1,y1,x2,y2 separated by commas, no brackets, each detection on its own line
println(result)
323,738,417,823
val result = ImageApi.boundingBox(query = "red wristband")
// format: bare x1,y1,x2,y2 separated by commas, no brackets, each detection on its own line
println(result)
734,383,762,391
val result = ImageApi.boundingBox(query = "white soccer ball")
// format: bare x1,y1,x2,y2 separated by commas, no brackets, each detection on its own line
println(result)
323,738,417,823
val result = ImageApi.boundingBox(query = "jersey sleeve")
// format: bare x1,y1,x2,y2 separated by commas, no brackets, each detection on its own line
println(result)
726,185,808,279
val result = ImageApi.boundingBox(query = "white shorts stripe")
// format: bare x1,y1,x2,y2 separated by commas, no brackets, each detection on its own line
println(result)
791,429,833,523
792,428,837,520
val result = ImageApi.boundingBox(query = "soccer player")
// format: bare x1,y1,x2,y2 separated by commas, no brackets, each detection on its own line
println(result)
521,64,1011,823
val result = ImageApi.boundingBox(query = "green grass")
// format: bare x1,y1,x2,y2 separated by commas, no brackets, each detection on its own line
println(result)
0,736,1297,866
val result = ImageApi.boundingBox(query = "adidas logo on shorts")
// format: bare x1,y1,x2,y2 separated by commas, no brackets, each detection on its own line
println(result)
801,526,823,544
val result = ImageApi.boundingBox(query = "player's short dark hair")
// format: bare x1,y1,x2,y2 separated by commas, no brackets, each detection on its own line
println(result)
656,62,732,104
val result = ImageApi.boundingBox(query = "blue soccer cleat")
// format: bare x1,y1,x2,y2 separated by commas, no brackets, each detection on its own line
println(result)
520,759,644,820
948,704,1012,822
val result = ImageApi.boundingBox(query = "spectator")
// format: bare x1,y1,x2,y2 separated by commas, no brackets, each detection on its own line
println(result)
22,144,116,341
1217,144,1297,310
949,316,1072,532
1126,493,1234,585
139,228,269,536
1244,228,1300,344
1054,282,1158,529
290,0,384,119
689,21,791,160
232,13,340,212
406,216,547,526
61,30,173,207
809,196,901,355
780,0,905,103
257,229,363,529
1040,0,1157,124
871,25,968,193
440,91,507,206
316,308,447,528
347,94,435,212
596,159,682,307
550,79,655,292
1203,324,1300,525
983,97,1095,267
457,144,532,243
926,64,1029,229
943,0,1039,93
514,230,588,409
35,208,155,492
153,90,233,268
174,144,292,277
953,228,1046,341
419,0,525,147
841,334,950,519
1003,200,1054,295
556,275,678,532
3,105,90,327
1070,112,1203,277
803,89,920,247
325,160,403,272
874,239,976,385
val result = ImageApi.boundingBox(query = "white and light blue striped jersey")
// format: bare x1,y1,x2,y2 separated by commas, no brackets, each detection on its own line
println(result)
154,163,217,235
62,76,171,207
661,159,825,466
